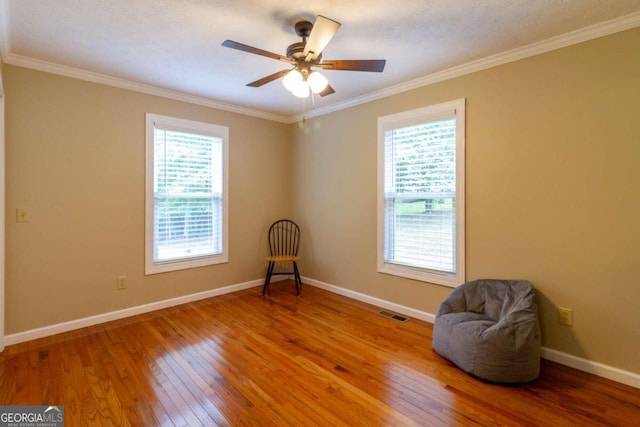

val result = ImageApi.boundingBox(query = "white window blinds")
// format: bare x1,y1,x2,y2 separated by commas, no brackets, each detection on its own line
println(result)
153,128,223,263
383,117,457,272
145,113,228,275
378,99,465,287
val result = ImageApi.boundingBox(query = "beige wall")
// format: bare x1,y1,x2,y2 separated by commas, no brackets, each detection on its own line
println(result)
5,65,291,333
291,28,640,373
4,28,640,376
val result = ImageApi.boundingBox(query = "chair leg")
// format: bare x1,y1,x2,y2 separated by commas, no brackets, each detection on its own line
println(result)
262,262,275,297
293,261,302,296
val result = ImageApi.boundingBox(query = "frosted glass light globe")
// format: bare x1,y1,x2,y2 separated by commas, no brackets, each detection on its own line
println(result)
292,81,310,98
308,71,329,93
282,69,303,92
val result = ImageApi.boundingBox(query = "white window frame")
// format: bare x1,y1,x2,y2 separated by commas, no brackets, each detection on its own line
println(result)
145,113,229,275
377,99,465,287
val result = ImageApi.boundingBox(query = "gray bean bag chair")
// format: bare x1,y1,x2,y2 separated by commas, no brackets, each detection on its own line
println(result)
432,279,541,383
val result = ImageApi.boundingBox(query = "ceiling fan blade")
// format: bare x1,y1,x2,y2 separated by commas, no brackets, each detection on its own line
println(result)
318,59,386,72
222,40,295,64
246,69,291,87
319,84,335,97
303,16,341,62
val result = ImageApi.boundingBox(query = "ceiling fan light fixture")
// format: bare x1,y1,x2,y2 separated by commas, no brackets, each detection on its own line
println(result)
282,69,303,92
308,71,329,93
222,14,385,101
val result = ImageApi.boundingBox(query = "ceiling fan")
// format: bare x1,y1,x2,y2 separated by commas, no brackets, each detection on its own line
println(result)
222,15,386,98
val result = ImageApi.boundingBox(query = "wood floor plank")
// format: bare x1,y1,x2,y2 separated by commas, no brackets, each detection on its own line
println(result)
1,281,638,426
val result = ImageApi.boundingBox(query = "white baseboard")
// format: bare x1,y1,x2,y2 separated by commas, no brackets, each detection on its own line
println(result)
304,276,640,390
4,275,639,390
541,347,640,389
4,278,266,346
303,277,435,323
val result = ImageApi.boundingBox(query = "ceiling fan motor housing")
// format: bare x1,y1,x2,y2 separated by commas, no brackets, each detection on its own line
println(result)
286,42,305,60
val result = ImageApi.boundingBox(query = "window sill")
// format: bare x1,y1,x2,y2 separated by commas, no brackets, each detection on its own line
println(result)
378,263,462,288
145,254,228,275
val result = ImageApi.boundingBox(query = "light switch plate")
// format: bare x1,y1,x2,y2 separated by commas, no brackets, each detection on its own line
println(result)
16,207,31,222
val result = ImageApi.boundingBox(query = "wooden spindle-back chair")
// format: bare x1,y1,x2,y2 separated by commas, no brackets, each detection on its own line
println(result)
262,219,302,296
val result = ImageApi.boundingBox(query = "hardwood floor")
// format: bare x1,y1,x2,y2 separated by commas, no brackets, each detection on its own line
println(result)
1,281,638,426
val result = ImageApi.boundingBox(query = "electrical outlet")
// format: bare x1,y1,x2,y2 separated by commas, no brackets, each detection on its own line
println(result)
16,207,31,222
558,307,573,327
116,276,128,290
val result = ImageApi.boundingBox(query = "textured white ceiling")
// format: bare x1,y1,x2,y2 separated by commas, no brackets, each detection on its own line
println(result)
1,0,639,119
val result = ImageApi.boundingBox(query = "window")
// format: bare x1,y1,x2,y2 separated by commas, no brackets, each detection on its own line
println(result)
377,99,465,287
145,113,228,274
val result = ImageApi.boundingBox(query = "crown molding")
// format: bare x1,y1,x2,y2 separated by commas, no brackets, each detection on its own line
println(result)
1,5,639,125
291,11,640,122
0,0,287,122
1,52,291,123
